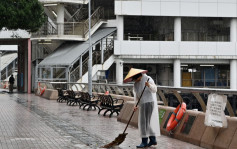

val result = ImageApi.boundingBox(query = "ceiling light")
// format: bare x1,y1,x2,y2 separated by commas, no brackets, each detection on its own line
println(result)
200,65,214,67
44,4,57,7
52,11,57,17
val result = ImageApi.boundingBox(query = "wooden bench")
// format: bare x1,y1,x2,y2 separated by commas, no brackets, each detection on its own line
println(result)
98,95,124,117
66,90,81,106
56,88,68,103
79,92,100,111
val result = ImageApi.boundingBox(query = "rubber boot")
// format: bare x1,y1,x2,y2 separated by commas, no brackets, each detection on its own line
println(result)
148,136,157,147
136,138,148,148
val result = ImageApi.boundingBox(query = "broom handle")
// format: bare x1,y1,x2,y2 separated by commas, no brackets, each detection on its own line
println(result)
123,78,150,134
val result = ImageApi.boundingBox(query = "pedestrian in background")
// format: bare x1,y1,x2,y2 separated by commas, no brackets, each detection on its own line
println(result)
123,68,160,148
9,74,15,93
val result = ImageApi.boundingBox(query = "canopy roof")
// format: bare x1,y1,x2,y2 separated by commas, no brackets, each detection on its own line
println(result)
38,28,116,67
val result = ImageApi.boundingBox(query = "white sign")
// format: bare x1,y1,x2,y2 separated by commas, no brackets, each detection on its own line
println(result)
204,94,227,128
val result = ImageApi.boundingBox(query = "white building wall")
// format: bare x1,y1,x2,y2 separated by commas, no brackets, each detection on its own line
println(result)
115,0,237,17
114,41,237,57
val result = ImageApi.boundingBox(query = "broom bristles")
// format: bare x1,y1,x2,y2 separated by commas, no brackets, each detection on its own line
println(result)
101,133,127,148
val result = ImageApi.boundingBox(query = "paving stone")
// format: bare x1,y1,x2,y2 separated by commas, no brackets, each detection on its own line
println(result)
0,91,204,149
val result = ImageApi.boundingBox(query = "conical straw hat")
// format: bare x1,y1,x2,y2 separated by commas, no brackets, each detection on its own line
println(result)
123,68,148,83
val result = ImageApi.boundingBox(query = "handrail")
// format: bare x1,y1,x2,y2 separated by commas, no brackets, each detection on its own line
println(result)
39,81,237,117
32,7,104,37
70,35,114,82
83,6,104,35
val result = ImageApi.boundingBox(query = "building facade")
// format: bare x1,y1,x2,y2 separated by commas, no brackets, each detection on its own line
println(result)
114,0,237,89
32,0,237,90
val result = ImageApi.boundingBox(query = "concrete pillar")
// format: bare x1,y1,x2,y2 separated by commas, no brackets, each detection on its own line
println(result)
174,59,181,87
28,39,31,93
230,18,237,42
116,15,124,41
116,59,123,85
230,60,237,89
57,4,64,35
35,59,38,89
174,17,181,41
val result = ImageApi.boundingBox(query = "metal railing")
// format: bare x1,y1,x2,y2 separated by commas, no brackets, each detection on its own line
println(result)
32,21,57,37
32,7,104,38
39,81,237,117
69,35,114,82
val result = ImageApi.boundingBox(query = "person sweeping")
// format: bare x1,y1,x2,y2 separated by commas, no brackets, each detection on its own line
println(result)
124,68,160,148
101,68,160,148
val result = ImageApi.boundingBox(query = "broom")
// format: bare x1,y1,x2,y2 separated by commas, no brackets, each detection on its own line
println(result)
101,78,150,148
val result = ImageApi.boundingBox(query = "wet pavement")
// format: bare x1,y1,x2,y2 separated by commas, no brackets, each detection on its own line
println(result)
0,90,204,149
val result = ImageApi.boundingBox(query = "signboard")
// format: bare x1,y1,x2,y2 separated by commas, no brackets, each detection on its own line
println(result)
159,109,166,125
204,94,227,128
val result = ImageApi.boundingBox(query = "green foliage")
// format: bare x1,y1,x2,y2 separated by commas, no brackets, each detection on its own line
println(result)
0,0,46,32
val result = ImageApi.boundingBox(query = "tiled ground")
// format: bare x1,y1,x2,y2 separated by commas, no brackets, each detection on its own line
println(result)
0,91,204,149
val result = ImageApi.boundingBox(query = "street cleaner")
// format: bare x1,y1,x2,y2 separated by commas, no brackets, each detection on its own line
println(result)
123,68,160,148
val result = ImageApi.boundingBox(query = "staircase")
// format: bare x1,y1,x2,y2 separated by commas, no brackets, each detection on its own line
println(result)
70,35,114,83
32,6,105,40
66,4,88,22
1,53,17,81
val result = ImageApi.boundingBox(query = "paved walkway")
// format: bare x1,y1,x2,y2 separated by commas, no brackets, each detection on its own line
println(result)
0,90,204,149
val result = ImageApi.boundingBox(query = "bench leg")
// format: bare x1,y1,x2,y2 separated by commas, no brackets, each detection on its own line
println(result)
79,103,85,108
103,109,110,116
87,105,92,111
83,104,89,110
98,108,105,114
109,111,115,117
116,111,119,116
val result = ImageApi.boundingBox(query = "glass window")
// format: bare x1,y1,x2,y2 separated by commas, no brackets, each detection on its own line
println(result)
182,17,230,41
124,16,174,41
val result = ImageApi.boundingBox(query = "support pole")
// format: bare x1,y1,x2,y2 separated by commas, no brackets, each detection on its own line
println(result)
28,39,31,94
88,0,92,96
0,51,1,88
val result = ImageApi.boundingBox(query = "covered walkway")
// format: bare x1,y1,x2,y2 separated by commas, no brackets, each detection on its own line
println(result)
0,90,203,149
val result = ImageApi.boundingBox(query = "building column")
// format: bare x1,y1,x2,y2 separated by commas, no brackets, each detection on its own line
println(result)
57,4,64,35
35,59,38,89
116,59,123,85
230,18,237,42
230,60,237,89
174,59,181,87
28,39,31,93
116,15,124,41
174,17,181,41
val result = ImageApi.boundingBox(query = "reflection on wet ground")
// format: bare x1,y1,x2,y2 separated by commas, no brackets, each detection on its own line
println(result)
0,91,204,149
